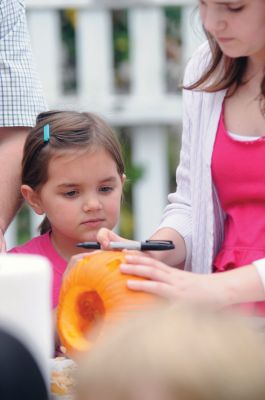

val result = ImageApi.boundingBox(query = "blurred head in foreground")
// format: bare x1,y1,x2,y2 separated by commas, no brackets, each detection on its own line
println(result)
0,328,48,400
76,304,265,400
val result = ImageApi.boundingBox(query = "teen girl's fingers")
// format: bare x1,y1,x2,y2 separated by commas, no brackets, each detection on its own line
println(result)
121,254,228,307
120,256,175,287
120,262,170,285
126,278,176,299
125,271,219,304
124,254,172,274
121,256,222,304
96,227,124,249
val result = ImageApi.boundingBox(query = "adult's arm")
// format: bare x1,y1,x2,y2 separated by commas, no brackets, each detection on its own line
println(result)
0,0,47,250
0,127,29,246
0,0,47,128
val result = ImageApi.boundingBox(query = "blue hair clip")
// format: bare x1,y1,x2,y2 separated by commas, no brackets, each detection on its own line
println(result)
43,124,50,143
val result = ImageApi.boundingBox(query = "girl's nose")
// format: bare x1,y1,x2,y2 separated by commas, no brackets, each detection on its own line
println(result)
82,195,102,212
202,9,226,35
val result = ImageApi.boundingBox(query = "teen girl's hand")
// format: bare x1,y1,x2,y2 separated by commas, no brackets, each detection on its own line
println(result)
96,227,134,250
119,254,226,308
120,254,265,309
96,228,153,259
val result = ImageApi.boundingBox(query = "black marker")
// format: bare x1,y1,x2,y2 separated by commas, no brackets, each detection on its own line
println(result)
76,240,175,251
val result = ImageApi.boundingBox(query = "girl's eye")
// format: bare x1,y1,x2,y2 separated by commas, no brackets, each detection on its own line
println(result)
99,186,113,193
228,6,244,12
198,1,244,13
64,190,78,198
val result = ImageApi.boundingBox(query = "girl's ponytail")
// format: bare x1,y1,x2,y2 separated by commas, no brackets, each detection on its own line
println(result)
39,216,52,235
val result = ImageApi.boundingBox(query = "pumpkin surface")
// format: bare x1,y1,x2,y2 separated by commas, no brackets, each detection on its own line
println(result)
57,251,155,355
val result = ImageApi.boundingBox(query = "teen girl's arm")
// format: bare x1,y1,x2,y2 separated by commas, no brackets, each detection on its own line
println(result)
97,226,187,269
120,254,265,308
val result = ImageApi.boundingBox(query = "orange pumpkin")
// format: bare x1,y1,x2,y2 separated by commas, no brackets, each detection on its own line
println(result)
57,251,156,355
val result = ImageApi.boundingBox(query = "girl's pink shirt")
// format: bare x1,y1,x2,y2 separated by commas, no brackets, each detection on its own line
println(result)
8,233,67,309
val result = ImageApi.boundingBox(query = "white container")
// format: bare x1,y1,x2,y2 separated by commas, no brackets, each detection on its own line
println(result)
0,254,53,384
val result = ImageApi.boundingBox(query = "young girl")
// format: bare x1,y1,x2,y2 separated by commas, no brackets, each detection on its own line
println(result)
97,0,265,315
9,110,125,309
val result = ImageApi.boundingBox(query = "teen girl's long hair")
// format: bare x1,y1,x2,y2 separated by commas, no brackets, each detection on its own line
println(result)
185,30,265,115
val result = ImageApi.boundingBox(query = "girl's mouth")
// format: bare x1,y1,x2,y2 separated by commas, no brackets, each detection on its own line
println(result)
82,219,105,228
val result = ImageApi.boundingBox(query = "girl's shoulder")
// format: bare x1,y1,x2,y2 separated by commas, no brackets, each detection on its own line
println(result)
8,233,50,255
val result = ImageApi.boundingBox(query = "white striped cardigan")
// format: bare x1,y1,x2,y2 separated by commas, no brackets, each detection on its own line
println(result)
159,42,228,274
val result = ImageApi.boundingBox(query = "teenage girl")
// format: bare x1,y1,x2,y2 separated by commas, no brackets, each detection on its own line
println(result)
97,0,265,316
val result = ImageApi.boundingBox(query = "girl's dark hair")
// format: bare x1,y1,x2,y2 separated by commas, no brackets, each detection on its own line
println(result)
22,110,125,234
185,30,265,114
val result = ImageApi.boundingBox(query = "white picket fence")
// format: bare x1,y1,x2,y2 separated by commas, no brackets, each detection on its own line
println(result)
6,0,203,248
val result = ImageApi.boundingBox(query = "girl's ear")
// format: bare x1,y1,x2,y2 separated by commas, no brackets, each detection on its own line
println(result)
21,185,44,215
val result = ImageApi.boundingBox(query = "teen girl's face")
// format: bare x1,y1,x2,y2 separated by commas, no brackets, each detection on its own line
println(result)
35,147,124,256
199,0,265,59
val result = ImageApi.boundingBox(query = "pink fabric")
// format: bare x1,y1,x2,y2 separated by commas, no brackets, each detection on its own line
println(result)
8,233,67,309
212,109,265,315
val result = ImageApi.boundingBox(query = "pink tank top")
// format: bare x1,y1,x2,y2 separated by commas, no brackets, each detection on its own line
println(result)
212,108,265,315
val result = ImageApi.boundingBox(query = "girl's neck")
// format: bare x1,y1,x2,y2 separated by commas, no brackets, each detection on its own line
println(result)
238,56,265,101
50,231,89,261
245,52,265,81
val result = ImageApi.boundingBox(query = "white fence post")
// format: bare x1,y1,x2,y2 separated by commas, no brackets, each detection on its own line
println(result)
76,9,114,106
29,213,44,239
27,9,62,104
5,219,17,251
132,126,168,240
129,6,168,240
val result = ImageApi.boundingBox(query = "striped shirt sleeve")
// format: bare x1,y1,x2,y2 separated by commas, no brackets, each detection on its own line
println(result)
0,0,47,127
